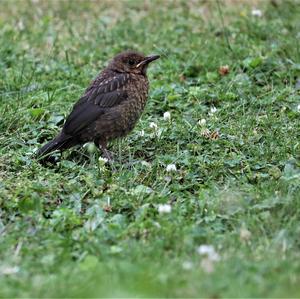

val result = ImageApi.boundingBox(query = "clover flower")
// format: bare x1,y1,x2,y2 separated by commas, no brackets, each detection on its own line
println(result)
163,111,171,121
166,164,177,172
158,204,172,214
252,8,262,17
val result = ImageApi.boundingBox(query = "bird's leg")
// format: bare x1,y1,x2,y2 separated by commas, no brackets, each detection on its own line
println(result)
96,140,116,172
96,140,113,161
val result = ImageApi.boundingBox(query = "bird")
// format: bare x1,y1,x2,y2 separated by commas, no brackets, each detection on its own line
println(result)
36,51,160,162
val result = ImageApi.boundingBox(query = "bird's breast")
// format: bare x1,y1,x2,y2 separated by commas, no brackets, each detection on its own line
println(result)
126,75,149,114
114,75,149,134
93,74,149,141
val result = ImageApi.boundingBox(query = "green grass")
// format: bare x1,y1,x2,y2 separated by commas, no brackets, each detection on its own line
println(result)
0,0,300,297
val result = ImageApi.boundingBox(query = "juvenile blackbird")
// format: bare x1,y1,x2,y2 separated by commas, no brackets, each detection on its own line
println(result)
37,51,160,161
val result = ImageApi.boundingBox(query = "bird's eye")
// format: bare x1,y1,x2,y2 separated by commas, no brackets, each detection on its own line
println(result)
128,59,135,66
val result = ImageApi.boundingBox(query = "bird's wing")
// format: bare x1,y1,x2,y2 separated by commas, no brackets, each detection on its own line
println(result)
63,73,130,136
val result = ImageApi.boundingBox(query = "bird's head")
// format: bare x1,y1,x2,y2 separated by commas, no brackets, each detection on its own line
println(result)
108,51,160,75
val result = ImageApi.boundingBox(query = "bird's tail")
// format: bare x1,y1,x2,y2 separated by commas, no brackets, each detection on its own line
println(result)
36,133,74,160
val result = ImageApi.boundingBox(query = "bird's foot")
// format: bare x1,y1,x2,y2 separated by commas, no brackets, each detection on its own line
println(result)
101,148,114,162
100,148,116,172
96,141,116,171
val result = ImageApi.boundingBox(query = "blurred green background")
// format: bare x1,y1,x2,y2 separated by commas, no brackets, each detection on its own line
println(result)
0,0,300,297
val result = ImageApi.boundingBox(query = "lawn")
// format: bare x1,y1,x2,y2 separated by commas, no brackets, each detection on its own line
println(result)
0,0,300,297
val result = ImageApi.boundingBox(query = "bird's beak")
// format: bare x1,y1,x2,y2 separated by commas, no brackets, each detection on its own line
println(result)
136,55,160,68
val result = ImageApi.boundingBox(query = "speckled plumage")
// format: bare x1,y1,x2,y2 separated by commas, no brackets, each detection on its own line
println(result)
37,51,159,161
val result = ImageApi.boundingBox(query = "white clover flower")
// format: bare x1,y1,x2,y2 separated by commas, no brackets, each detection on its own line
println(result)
210,106,217,114
17,21,24,30
98,157,108,166
166,164,177,172
163,111,171,121
240,227,252,242
182,261,193,270
252,8,262,17
0,266,20,275
158,204,172,214
197,245,220,274
198,118,207,126
197,245,220,261
139,130,145,137
149,122,158,130
297,104,300,112
197,244,214,255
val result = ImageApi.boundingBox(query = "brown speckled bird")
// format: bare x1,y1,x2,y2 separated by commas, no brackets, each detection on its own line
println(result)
37,51,160,161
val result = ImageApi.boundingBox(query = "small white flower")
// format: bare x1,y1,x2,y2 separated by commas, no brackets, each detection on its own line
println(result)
252,8,262,17
17,20,24,30
197,245,220,261
0,266,20,275
198,118,207,126
158,204,172,214
98,157,108,166
164,176,172,183
297,104,300,112
240,227,252,242
182,261,193,270
149,122,158,130
163,111,171,121
166,164,177,172
198,245,220,273
210,106,217,114
197,245,214,255
139,130,145,137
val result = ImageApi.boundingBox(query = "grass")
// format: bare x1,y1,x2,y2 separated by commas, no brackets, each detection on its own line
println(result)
0,0,300,297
